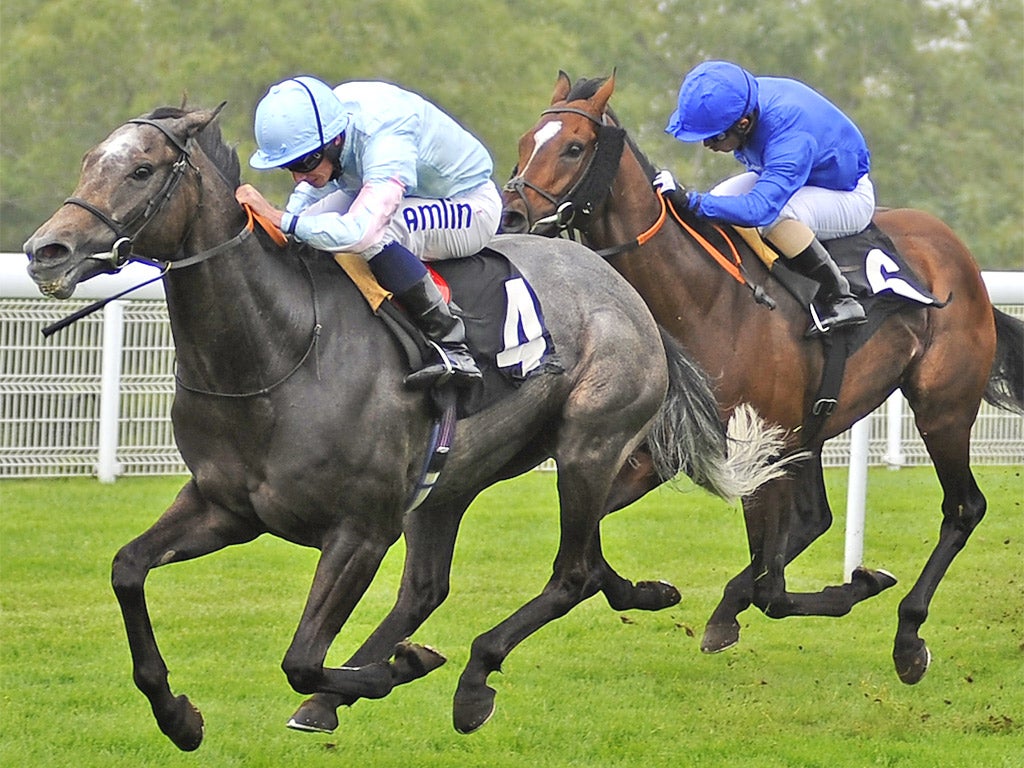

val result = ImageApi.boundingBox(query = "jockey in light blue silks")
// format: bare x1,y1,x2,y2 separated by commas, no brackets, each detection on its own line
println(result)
237,76,502,387
663,60,873,334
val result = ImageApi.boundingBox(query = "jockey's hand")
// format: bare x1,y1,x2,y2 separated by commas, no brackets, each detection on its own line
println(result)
235,184,283,228
653,169,678,195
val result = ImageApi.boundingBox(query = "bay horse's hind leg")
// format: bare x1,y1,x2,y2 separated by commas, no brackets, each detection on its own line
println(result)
892,408,986,684
111,480,263,751
287,503,468,733
704,456,897,653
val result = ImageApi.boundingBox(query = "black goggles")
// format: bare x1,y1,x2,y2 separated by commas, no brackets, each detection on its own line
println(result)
284,148,325,174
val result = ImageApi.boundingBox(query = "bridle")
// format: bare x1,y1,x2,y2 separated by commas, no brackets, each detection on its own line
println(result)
40,114,266,338
503,106,627,240
62,117,207,272
45,115,323,395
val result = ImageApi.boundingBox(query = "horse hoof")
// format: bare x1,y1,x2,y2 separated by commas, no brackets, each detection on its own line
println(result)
160,694,205,752
633,580,682,611
452,683,497,734
852,566,898,596
287,698,339,734
701,621,740,654
392,640,447,684
894,640,932,685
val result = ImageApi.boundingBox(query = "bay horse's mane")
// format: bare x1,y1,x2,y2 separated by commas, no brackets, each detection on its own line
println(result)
565,77,713,236
143,106,241,188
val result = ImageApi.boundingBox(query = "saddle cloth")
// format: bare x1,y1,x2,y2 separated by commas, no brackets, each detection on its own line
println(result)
763,222,947,354
336,246,561,418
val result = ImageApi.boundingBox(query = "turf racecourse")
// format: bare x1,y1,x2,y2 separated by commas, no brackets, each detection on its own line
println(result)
1,467,1021,768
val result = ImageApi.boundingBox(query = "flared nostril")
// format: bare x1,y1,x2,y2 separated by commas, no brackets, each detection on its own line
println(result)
500,210,528,235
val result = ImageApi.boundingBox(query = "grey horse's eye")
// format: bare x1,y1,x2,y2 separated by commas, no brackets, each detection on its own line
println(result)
132,165,154,181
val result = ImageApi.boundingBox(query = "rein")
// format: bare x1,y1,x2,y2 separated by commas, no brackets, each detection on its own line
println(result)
40,206,268,337
173,250,323,399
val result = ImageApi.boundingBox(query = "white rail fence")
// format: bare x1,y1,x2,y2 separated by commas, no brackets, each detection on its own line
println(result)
2,257,1022,487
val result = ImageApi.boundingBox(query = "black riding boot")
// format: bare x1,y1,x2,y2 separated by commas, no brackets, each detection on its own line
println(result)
396,273,483,389
789,238,866,335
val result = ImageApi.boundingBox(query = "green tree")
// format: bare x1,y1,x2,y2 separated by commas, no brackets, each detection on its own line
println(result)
3,0,1021,267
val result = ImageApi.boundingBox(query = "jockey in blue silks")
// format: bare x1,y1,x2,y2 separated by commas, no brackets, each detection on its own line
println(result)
663,60,873,334
237,76,501,387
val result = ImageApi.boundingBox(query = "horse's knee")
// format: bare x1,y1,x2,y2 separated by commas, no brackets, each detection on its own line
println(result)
281,655,322,695
111,544,147,596
941,489,986,535
750,573,788,618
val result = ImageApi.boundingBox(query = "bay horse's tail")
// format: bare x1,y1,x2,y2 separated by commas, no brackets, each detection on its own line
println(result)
983,308,1024,415
648,329,801,502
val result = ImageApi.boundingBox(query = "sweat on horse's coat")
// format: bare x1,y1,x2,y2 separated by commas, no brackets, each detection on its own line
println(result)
22,103,788,748
502,71,1024,687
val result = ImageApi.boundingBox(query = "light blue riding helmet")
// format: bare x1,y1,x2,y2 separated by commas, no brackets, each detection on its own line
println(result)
250,76,350,169
665,61,759,143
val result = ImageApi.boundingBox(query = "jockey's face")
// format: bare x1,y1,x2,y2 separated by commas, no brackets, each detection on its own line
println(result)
703,132,743,153
287,135,341,187
702,115,753,152
289,154,334,187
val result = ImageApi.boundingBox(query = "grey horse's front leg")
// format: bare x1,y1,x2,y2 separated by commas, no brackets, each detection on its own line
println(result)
287,503,468,732
111,480,262,751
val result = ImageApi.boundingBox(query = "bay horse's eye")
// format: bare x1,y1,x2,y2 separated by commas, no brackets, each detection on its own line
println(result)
131,165,154,181
564,142,585,160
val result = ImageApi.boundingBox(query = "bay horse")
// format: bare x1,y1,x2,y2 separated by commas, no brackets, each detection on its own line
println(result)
22,104,786,747
501,72,1024,687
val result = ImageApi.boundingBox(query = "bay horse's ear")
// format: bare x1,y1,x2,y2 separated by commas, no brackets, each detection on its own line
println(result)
551,70,572,104
592,69,617,112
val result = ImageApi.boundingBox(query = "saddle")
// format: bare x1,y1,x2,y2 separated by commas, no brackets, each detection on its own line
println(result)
331,245,561,513
333,246,562,419
764,222,948,335
739,222,948,444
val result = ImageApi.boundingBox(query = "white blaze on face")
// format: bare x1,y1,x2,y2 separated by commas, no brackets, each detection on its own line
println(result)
518,120,563,177
94,127,140,170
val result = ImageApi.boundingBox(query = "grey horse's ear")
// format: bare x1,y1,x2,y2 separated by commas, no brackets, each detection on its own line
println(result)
181,101,227,140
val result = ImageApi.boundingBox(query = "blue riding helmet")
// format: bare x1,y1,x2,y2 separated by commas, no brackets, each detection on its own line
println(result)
250,76,350,169
665,61,759,143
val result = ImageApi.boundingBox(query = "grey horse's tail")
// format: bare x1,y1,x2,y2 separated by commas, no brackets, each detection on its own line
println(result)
648,329,802,502
983,308,1024,415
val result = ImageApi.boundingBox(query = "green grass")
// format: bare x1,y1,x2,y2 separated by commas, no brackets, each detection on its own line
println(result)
1,467,1022,767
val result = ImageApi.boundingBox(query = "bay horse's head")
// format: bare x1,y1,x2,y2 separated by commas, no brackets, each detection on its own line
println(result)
23,104,229,298
502,71,626,237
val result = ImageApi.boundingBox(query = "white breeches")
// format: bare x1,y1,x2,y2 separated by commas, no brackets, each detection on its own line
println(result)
711,172,876,239
303,181,502,261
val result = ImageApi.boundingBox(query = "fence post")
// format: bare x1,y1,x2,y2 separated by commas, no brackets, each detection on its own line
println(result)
883,391,906,469
96,300,125,483
844,416,870,580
